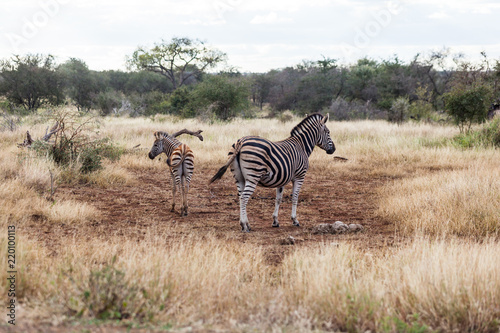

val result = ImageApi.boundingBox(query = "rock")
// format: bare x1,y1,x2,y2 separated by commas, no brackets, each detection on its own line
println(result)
312,222,363,235
348,224,364,232
312,223,333,234
333,221,349,234
280,235,295,245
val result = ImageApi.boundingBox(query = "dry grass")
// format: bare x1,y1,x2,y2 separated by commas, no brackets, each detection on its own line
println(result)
283,238,500,332
2,234,499,332
1,111,500,331
378,161,500,237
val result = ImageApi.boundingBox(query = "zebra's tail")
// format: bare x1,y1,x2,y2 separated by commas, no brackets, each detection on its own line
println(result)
208,143,239,184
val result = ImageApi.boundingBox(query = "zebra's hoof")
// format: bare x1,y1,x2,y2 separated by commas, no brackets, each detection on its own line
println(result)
292,219,300,227
272,223,280,228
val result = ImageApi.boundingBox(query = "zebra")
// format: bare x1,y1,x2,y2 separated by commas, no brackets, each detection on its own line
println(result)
209,113,335,232
148,131,196,216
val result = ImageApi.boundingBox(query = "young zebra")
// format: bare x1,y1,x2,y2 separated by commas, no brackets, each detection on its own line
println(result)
209,113,335,232
148,131,196,216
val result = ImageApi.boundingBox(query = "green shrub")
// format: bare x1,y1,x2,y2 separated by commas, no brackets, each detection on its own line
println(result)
452,117,500,149
68,258,139,320
444,84,492,133
94,90,122,116
30,109,123,174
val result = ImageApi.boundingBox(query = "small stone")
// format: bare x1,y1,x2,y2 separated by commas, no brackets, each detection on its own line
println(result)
333,221,349,234
280,235,295,245
312,223,332,234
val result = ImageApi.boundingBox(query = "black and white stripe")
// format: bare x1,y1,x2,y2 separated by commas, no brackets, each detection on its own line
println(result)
149,131,194,216
209,113,335,232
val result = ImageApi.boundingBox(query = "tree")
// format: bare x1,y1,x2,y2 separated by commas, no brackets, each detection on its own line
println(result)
444,84,492,133
58,58,100,112
251,73,272,109
127,37,226,90
296,58,346,114
0,54,64,111
189,75,249,120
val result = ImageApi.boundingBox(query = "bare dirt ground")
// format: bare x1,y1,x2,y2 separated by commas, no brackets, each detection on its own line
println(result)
25,164,397,264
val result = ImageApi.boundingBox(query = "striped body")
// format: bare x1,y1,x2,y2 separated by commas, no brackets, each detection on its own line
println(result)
149,131,194,216
209,113,335,232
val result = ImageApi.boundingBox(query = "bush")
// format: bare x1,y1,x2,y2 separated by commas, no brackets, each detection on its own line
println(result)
389,97,409,123
328,97,384,121
452,117,500,149
93,90,122,116
444,84,492,133
189,75,250,120
31,109,123,174
68,257,148,320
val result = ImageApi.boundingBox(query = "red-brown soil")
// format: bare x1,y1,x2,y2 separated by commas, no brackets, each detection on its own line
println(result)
26,164,396,264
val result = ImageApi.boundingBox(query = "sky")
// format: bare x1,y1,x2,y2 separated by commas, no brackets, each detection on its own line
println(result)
1,0,500,73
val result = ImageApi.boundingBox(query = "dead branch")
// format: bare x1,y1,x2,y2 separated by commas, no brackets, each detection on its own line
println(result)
42,121,60,141
172,129,204,141
17,131,33,148
333,156,348,162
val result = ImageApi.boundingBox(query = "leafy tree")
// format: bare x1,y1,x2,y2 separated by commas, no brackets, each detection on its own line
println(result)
124,71,172,94
189,75,249,120
127,37,226,90
251,73,272,110
0,54,64,111
267,67,304,111
296,58,346,114
389,96,409,123
58,58,100,112
444,84,492,133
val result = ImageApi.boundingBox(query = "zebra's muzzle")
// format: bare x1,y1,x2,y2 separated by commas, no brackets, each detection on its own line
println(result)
326,146,335,155
148,152,155,160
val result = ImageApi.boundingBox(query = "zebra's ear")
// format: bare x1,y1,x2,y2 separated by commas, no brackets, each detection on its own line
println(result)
322,113,329,124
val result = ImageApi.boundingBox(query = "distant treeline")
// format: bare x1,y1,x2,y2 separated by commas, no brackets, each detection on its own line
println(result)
1,38,499,127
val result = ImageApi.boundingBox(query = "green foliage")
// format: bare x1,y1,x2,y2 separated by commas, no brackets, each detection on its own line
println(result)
68,257,137,320
189,75,250,120
452,117,500,149
31,109,123,174
58,58,100,112
408,85,435,121
444,84,492,133
168,86,191,115
379,314,431,333
127,37,226,90
0,54,64,112
389,97,410,123
94,90,122,116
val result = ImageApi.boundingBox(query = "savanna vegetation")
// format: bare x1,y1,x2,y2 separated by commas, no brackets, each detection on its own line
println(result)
0,37,499,332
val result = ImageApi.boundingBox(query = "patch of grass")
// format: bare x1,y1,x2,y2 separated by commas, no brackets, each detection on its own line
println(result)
452,118,500,149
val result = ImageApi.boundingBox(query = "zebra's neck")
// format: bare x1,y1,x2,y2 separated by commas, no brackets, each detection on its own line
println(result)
289,122,320,156
162,137,182,156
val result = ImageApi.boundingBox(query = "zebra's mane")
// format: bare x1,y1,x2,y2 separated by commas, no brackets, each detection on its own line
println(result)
154,131,170,140
290,113,324,137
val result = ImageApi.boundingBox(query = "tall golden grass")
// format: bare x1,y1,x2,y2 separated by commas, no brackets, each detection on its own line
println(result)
1,110,499,331
2,235,499,332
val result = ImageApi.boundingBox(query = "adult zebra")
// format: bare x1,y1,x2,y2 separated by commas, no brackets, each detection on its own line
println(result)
209,113,335,232
149,130,201,216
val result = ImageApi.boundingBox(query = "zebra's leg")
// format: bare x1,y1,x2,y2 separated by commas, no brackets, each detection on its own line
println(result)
291,178,305,226
272,187,284,227
239,180,258,232
170,170,177,212
183,160,193,216
180,175,188,216
231,159,245,198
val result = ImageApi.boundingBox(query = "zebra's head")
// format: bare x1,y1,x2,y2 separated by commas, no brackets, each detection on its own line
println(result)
148,131,168,159
317,114,335,155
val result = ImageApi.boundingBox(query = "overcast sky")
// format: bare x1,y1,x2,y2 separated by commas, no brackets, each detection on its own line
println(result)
2,0,500,72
